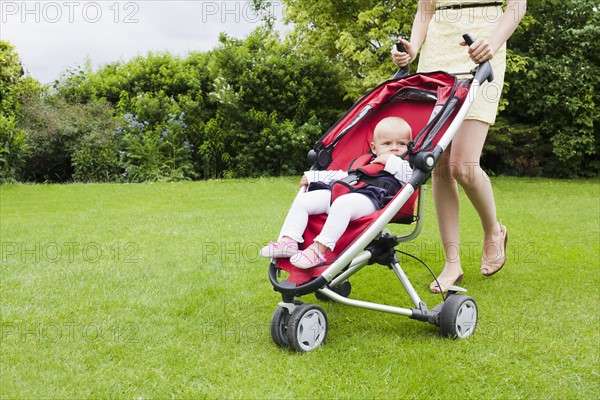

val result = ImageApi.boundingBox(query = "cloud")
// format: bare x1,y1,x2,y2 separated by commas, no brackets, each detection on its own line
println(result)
0,0,286,83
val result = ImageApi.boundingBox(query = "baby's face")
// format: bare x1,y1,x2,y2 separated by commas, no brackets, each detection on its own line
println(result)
370,128,411,157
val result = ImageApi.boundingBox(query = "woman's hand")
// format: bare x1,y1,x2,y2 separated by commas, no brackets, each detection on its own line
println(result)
391,38,417,68
460,38,496,64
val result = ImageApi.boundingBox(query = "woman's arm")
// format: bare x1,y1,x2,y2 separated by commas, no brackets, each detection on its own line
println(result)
409,0,435,56
464,0,528,63
392,0,435,67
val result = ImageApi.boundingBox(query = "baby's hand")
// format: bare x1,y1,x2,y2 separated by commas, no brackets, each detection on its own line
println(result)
372,154,392,165
300,175,309,187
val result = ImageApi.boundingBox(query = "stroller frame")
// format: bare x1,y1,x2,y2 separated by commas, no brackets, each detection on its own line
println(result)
269,38,494,352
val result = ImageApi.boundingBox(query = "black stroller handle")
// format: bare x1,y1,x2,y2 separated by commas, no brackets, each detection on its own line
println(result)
462,33,495,83
392,36,410,80
462,33,476,45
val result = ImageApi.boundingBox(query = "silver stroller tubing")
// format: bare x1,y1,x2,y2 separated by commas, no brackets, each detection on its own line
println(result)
435,70,485,152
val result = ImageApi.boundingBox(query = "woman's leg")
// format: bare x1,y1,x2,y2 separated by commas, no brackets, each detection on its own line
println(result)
450,120,503,264
431,144,463,291
431,119,503,291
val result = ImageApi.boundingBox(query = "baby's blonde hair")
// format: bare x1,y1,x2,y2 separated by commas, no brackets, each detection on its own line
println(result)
373,117,413,141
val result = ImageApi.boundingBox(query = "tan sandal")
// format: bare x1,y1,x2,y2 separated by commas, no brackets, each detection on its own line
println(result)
430,273,464,294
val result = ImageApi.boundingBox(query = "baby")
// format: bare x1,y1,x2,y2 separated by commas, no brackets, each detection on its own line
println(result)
260,116,413,268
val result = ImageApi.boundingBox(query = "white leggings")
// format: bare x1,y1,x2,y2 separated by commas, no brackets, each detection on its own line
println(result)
281,190,377,250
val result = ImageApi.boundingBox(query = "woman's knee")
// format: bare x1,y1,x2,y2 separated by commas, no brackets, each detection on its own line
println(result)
434,159,483,186
452,161,488,187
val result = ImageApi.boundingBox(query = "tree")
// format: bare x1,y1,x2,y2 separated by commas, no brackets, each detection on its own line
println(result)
200,29,351,177
19,93,119,182
44,28,351,180
258,0,416,99
0,41,38,182
259,0,598,177
489,0,599,177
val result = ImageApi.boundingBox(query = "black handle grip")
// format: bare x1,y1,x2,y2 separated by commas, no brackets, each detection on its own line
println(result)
396,36,407,53
461,33,495,83
392,35,409,80
462,33,475,46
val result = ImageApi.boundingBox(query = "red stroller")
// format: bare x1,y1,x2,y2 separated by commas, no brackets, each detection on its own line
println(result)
269,35,494,352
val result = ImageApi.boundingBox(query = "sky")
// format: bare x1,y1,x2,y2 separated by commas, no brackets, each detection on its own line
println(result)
0,0,287,84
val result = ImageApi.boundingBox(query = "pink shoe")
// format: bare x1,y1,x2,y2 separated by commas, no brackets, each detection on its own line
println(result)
290,244,327,269
259,240,299,258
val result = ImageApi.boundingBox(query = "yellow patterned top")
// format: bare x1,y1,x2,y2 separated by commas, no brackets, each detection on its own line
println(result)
418,0,505,124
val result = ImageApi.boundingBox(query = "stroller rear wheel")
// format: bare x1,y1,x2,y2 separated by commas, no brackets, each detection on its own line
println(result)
287,304,328,352
439,294,478,339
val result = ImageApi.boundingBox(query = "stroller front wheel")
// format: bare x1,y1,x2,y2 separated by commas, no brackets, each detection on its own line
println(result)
287,304,328,352
439,294,478,339
270,306,291,348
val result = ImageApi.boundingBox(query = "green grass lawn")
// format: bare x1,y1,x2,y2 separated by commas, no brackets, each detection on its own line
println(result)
1,177,598,398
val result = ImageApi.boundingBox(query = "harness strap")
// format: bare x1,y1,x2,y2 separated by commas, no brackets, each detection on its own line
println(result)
340,173,359,186
359,176,402,196
339,172,402,196
330,153,403,204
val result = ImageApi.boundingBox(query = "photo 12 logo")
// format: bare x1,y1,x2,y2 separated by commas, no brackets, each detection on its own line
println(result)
1,321,139,343
1,1,140,24
1,241,140,264
200,0,282,24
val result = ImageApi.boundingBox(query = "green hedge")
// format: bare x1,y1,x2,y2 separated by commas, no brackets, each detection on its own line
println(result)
14,29,350,183
3,2,598,183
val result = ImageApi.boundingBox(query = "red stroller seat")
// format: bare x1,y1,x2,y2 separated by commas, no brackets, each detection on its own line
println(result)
276,72,469,284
